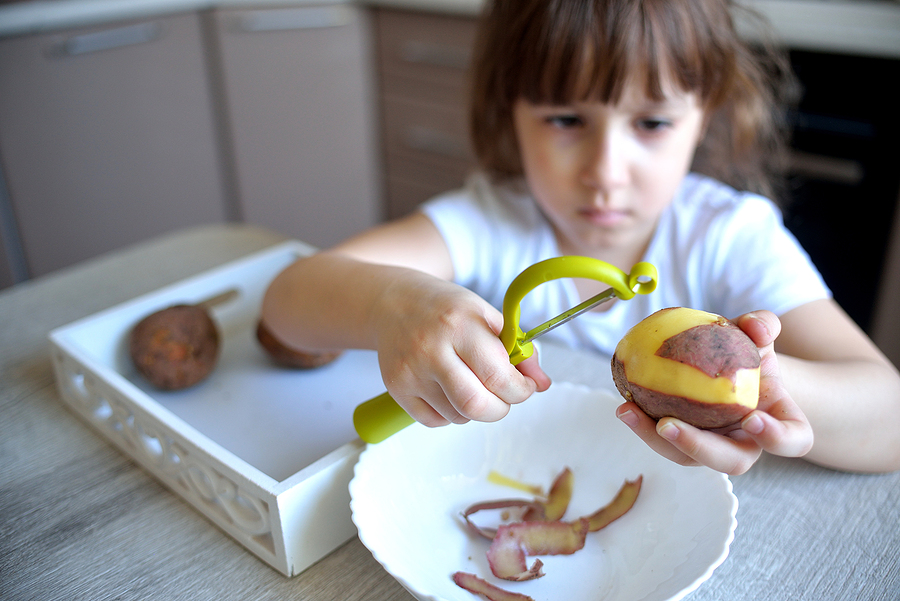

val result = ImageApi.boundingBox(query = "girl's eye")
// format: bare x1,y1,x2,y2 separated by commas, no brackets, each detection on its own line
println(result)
546,115,584,129
636,118,673,133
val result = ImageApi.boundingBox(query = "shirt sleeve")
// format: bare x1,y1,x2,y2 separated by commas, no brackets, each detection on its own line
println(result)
419,174,560,310
700,194,832,319
418,186,486,287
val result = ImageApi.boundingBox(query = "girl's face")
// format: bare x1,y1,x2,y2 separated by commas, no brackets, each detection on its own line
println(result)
513,79,706,263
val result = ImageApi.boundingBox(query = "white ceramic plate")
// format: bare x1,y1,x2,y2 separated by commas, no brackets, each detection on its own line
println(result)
350,382,737,601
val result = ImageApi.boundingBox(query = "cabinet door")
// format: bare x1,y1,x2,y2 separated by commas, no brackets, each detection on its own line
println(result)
374,8,478,218
872,188,900,369
0,13,227,278
210,5,381,249
0,221,14,289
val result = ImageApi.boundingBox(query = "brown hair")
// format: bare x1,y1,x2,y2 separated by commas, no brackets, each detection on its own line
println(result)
468,0,794,201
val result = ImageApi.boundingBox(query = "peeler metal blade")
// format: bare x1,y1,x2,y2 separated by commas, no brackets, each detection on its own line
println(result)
521,287,617,345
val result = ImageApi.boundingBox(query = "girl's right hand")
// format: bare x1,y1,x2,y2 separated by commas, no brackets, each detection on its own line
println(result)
615,310,814,475
371,273,551,427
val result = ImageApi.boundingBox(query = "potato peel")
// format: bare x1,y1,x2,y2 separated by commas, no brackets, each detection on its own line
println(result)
523,467,573,522
454,469,643,597
452,572,535,601
486,470,544,496
463,499,545,540
584,475,643,532
486,519,590,581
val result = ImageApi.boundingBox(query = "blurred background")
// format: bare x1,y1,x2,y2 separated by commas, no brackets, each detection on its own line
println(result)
0,0,898,366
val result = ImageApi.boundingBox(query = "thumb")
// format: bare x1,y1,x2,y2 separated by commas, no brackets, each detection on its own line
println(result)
515,351,552,392
736,310,781,350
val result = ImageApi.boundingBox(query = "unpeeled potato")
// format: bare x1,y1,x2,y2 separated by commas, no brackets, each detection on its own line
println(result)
611,307,760,429
256,320,342,369
130,304,219,390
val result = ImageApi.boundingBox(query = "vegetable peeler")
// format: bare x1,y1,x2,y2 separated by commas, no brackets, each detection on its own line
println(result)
352,256,658,443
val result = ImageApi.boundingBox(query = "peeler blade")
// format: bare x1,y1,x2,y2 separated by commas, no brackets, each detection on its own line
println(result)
522,288,617,344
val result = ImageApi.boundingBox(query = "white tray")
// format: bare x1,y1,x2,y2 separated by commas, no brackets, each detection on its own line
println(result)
49,241,386,576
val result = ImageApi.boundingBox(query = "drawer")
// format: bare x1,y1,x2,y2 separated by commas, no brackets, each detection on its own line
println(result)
384,147,472,214
381,96,475,169
374,8,476,104
385,172,465,218
374,7,479,218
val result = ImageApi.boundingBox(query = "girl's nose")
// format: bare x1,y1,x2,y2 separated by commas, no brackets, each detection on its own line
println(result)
581,130,629,192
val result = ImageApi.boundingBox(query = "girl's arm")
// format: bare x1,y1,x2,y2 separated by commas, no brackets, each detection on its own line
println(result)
261,212,550,427
615,299,900,474
774,299,900,472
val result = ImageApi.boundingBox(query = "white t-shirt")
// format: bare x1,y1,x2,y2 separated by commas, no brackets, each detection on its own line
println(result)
420,172,831,356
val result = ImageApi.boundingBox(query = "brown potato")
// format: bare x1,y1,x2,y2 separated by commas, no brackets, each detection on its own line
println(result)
611,307,760,429
256,320,342,369
129,304,219,390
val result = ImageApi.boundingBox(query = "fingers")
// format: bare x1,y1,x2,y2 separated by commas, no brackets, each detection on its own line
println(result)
376,285,547,428
616,402,703,466
462,335,538,398
735,310,780,349
617,399,814,475
616,401,762,474
744,315,815,458
516,353,552,393
389,338,541,427
740,409,814,458
655,417,763,475
394,394,458,428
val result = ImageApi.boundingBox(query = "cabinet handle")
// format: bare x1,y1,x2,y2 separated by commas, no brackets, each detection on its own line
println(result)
399,41,470,70
403,126,469,159
232,6,349,33
788,150,864,185
52,22,163,56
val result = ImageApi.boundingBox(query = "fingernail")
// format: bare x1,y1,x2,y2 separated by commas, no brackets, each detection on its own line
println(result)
742,413,764,434
658,421,680,441
617,408,639,428
747,314,770,337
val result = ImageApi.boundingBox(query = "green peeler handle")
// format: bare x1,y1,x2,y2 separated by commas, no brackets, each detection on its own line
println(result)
352,257,658,444
353,391,415,445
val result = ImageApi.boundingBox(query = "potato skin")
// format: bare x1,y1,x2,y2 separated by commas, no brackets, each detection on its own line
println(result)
611,307,760,430
612,355,754,429
256,320,342,369
655,319,759,381
129,305,219,390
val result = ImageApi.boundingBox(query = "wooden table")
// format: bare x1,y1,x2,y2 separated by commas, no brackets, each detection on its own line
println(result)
2,224,898,600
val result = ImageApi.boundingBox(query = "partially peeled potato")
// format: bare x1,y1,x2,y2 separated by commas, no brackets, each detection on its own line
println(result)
611,307,760,429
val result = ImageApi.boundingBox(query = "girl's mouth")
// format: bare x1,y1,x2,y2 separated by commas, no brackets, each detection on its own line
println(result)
579,207,630,227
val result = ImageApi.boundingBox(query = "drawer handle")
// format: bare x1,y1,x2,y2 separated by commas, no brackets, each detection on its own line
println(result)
233,6,349,33
788,150,864,185
53,22,163,56
403,127,469,159
399,41,470,69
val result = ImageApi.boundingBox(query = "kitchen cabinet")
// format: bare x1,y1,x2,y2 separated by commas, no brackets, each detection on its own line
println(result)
0,169,21,288
0,12,228,279
207,4,381,249
0,218,15,289
872,191,900,369
372,7,478,218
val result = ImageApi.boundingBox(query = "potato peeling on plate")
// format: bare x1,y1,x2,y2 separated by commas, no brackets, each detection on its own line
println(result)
452,468,642,600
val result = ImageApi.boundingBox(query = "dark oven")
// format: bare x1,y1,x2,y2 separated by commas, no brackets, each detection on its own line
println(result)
781,49,900,334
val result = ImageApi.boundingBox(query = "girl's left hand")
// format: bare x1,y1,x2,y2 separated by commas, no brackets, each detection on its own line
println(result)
614,310,814,475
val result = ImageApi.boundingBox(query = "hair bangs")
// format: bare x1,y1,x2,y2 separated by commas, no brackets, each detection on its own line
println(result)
512,0,729,108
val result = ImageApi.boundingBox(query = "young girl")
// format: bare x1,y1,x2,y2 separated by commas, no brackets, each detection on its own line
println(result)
262,0,900,474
